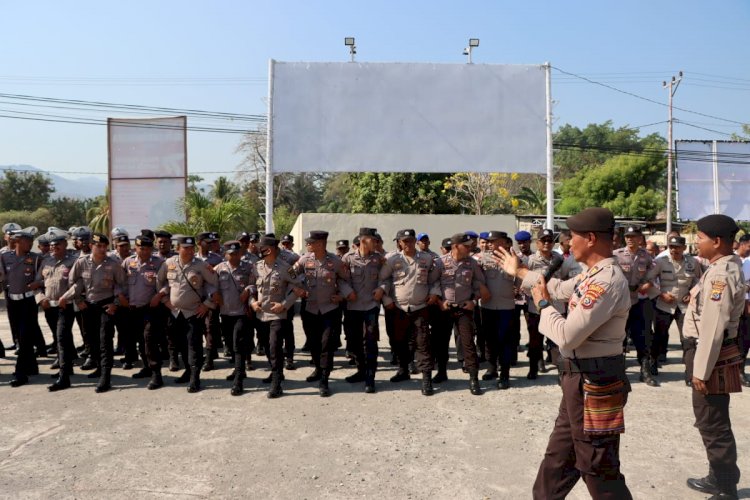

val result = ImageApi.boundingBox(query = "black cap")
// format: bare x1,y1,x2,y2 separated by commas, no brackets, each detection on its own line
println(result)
336,239,349,248
115,235,130,245
154,230,172,239
450,233,472,245
696,214,740,239
178,236,196,247
304,230,328,243
197,231,212,241
441,237,452,250
135,235,153,247
91,233,109,245
248,232,261,243
237,232,251,242
537,228,555,241
739,234,750,244
49,233,67,244
396,229,416,240
566,208,615,233
37,234,50,245
373,232,383,242
209,232,220,241
280,234,293,243
2,222,20,234
259,235,279,248
352,236,361,246
140,229,155,240
359,227,378,238
668,236,686,247
486,230,508,241
224,240,242,253
624,225,643,236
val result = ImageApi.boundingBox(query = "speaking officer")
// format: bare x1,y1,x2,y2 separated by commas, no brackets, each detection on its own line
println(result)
435,233,489,395
495,207,633,499
646,235,702,386
121,236,165,389
683,215,744,500
341,227,383,393
60,233,128,393
155,235,219,393
35,233,77,391
250,235,305,398
295,230,353,397
475,231,516,389
214,241,255,396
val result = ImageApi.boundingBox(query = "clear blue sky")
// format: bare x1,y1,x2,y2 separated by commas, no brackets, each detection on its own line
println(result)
1,0,748,182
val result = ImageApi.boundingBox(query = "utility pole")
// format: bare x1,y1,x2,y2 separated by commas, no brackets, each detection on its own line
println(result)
663,71,682,235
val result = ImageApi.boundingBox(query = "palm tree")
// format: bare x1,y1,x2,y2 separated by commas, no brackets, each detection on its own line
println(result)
87,192,110,234
514,186,547,214
161,190,257,241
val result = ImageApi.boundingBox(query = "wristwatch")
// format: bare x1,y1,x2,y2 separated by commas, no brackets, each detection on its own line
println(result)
537,299,550,310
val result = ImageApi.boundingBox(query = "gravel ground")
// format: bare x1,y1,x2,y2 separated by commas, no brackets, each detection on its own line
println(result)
0,307,747,499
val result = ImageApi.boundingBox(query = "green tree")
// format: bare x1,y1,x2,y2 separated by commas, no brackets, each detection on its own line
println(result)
0,170,55,211
348,173,455,214
0,208,55,233
86,193,110,234
272,206,297,236
210,176,239,201
161,190,258,241
47,196,92,229
730,124,750,141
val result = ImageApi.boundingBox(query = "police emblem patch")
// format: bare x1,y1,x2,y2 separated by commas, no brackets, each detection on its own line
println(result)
710,281,726,301
580,284,605,309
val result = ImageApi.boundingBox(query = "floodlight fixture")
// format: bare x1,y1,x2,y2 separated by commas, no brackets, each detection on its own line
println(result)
464,37,479,63
344,37,356,62
469,38,480,47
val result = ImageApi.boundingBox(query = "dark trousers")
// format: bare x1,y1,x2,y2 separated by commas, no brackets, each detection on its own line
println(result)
81,299,116,370
283,306,296,360
482,308,514,377
653,307,684,360
474,306,484,361
510,303,527,362
684,346,740,492
129,305,164,370
221,314,251,376
302,309,339,375
257,319,286,373
384,306,396,355
170,312,205,371
345,307,380,377
43,305,75,373
436,308,478,373
8,297,40,377
532,372,632,499
527,312,544,367
625,299,652,360
114,307,129,354
204,309,222,356
392,307,432,372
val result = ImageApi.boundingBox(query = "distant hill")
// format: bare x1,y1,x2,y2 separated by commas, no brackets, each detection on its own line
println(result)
0,164,107,200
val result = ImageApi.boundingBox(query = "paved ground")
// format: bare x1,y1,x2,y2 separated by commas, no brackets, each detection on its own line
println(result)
0,303,747,499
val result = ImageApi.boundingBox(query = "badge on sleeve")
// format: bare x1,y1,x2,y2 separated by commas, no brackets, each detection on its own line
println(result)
580,284,605,309
710,281,726,301
288,267,297,279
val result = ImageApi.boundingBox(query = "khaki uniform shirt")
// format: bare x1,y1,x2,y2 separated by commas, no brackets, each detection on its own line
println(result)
647,254,702,315
379,251,441,313
214,260,255,317
63,255,127,304
295,252,353,315
251,257,305,321
439,253,485,305
475,251,515,310
2,251,42,297
198,251,224,267
157,256,218,318
521,257,630,359
683,254,745,381
613,246,654,305
342,250,383,311
526,251,565,314
35,253,78,305
122,254,164,308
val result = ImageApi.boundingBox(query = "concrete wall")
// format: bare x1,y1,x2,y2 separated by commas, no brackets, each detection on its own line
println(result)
289,213,518,253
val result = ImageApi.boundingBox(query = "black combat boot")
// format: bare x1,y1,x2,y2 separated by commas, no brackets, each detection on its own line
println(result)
202,357,214,372
48,370,71,392
389,368,410,383
267,372,283,398
469,370,483,395
81,357,97,371
432,368,448,384
226,369,237,381
345,370,366,383
169,355,180,372
187,368,201,393
147,370,164,390
306,367,322,382
319,375,331,397
686,475,721,496
231,377,243,396
87,367,101,379
175,369,190,383
95,368,111,393
364,368,376,393
639,359,659,387
527,354,539,380
482,364,498,381
421,371,434,396
132,367,152,379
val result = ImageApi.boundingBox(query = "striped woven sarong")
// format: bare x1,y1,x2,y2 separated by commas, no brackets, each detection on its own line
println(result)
582,380,625,436
706,342,744,394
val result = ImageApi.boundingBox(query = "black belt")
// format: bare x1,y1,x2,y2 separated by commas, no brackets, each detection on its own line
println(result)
86,297,115,307
558,355,625,374
684,335,737,349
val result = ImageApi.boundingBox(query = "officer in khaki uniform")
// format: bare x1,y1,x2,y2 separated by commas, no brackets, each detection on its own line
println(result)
294,230,353,397
495,207,633,499
60,233,128,393
35,233,78,391
684,215,744,500
250,235,305,398
155,235,219,393
646,235,702,385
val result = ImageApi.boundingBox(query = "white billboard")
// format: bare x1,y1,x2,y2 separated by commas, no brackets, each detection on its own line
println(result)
270,61,547,174
108,116,187,237
676,140,750,221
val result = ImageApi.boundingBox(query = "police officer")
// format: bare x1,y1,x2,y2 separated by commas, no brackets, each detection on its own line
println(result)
196,231,224,370
121,235,165,389
3,229,44,386
476,231,516,389
435,233,488,395
495,207,633,499
377,229,441,396
341,228,383,393
60,233,128,393
155,235,219,393
295,230,353,397
214,240,255,396
250,235,305,398
35,233,77,391
280,234,295,254
646,235,702,386
110,232,133,363
614,225,656,386
278,235,300,370
510,230,533,365
684,215,744,500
